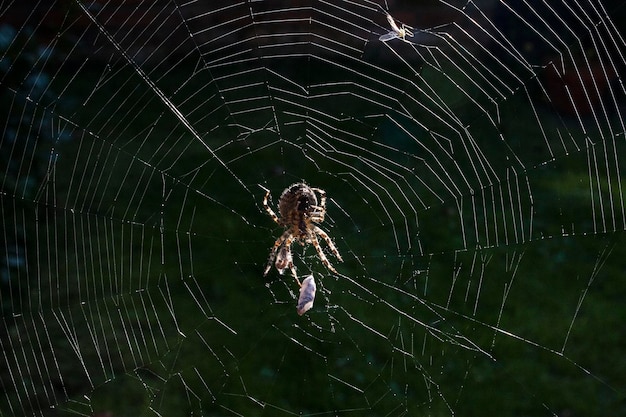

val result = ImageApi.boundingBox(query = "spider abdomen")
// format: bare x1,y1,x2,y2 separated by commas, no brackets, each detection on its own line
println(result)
278,183,318,232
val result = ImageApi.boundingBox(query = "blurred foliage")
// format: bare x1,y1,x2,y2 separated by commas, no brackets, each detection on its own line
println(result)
0,23,77,415
0,23,70,288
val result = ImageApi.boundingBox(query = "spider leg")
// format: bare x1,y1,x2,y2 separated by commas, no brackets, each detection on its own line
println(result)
291,266,301,287
275,235,301,287
264,231,289,276
314,225,343,262
262,189,281,225
310,187,326,223
311,187,327,209
310,230,337,274
265,231,301,287
309,212,324,223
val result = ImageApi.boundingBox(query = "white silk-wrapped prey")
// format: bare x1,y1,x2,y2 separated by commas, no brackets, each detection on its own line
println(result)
297,274,316,316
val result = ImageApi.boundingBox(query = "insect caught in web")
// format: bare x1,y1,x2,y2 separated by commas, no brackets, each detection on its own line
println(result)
261,182,343,287
296,274,316,316
379,13,414,42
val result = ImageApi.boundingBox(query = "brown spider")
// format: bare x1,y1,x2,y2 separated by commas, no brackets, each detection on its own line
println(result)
262,182,343,286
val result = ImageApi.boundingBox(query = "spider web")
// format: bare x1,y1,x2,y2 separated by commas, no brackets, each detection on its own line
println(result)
1,0,626,415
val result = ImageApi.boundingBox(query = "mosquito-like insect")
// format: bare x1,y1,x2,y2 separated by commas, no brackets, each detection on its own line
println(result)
379,13,414,42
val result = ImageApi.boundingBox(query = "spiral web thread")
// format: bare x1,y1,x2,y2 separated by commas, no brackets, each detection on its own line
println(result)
0,0,625,415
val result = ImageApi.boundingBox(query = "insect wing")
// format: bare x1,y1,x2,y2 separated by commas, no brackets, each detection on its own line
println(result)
297,275,316,316
379,31,399,42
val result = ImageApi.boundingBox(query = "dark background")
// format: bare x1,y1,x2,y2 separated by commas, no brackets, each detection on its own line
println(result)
1,1,626,416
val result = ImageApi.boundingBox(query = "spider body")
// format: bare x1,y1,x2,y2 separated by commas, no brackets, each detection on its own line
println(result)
279,184,318,240
262,182,342,286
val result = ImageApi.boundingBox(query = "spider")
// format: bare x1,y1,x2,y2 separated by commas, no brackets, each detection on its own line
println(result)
379,13,414,42
262,182,343,286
